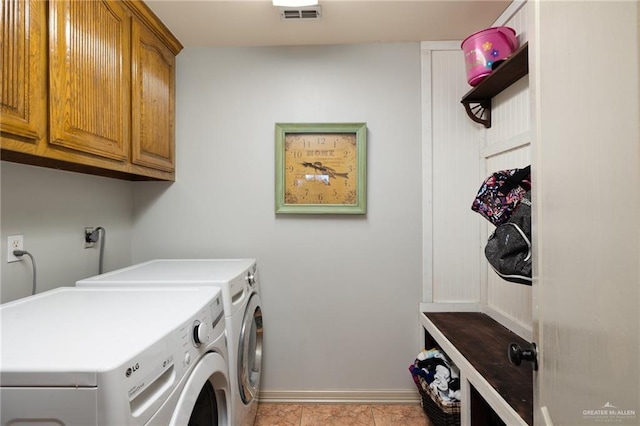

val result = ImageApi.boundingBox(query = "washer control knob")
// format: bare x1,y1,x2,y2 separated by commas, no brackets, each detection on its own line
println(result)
246,272,256,286
193,321,209,347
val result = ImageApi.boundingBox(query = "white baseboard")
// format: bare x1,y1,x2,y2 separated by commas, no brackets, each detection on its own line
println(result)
258,390,421,404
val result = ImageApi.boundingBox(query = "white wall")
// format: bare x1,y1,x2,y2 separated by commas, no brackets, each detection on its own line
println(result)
0,162,133,302
131,43,424,397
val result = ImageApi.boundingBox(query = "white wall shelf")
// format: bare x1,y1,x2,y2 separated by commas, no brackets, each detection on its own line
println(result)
461,43,529,128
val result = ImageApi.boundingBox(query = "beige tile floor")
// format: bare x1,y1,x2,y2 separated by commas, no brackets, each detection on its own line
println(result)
254,403,433,426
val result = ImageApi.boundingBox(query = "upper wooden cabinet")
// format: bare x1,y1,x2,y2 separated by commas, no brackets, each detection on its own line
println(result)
0,0,47,152
130,16,175,173
49,0,131,162
0,0,182,181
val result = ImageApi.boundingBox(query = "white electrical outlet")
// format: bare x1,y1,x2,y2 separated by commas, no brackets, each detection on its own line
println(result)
7,235,24,262
85,227,95,248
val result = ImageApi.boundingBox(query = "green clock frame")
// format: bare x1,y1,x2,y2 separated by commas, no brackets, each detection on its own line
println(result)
275,122,367,214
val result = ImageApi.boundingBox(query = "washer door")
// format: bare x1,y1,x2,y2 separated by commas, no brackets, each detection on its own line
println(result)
170,352,229,426
237,293,263,404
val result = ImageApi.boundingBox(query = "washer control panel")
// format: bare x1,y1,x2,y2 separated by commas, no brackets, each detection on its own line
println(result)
122,288,223,414
245,262,260,288
179,293,224,368
245,271,256,286
210,294,224,328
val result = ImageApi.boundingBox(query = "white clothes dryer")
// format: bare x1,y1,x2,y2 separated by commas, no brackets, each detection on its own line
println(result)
77,258,264,426
0,286,230,426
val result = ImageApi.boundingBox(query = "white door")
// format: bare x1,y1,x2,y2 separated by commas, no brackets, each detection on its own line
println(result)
530,1,639,425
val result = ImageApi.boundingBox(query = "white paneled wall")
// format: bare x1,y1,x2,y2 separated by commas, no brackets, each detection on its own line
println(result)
501,0,529,56
431,49,484,303
487,78,530,146
483,1,532,339
486,1,530,149
422,1,533,340
422,41,483,308
484,147,532,337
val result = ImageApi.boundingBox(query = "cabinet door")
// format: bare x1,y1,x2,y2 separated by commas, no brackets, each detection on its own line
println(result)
0,0,46,151
49,0,130,162
131,18,175,173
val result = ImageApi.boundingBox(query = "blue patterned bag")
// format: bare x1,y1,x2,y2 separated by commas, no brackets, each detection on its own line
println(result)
471,166,530,226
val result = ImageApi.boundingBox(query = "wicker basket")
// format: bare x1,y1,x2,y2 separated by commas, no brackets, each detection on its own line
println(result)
410,359,461,426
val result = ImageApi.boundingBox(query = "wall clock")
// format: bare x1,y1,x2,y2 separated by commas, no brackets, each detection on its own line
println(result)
275,123,367,214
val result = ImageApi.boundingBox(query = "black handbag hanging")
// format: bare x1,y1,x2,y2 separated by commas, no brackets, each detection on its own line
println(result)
484,190,532,285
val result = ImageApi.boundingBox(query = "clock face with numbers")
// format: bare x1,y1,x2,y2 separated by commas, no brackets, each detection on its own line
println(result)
275,123,367,214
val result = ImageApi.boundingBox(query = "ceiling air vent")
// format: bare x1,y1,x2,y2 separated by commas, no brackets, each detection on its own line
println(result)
280,6,322,21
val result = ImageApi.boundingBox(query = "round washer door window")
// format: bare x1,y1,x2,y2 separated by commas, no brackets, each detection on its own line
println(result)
238,294,263,404
169,352,229,426
188,380,218,426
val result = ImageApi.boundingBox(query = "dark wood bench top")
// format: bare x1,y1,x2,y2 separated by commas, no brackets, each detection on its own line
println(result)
424,312,533,425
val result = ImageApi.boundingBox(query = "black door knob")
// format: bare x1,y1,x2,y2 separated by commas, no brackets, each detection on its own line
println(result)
508,342,538,371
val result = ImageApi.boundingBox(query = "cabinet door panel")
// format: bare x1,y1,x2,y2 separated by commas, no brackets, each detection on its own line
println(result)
49,0,130,161
131,19,175,172
0,0,46,149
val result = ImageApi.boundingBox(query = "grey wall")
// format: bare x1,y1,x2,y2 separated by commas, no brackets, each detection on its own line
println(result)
0,162,133,302
1,42,424,395
131,43,424,394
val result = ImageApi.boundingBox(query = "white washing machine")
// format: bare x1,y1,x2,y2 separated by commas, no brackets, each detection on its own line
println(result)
77,258,263,426
0,286,230,426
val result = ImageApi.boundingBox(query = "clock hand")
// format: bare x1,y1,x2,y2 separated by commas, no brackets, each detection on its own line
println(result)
301,162,349,179
301,161,324,172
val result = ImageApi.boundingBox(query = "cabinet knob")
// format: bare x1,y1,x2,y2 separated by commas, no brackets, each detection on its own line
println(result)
508,342,538,371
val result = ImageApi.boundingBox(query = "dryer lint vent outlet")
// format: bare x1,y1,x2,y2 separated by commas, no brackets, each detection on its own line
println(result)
279,6,322,21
